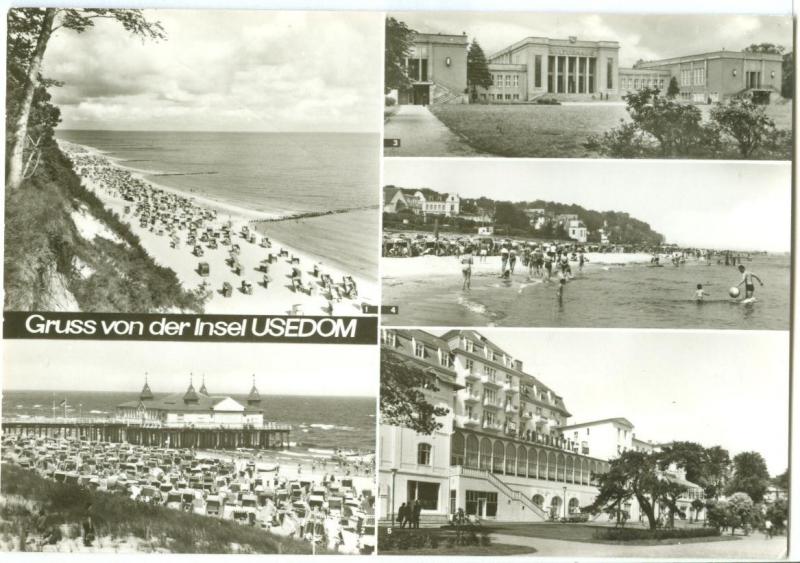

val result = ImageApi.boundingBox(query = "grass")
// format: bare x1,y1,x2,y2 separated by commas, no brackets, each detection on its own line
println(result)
0,463,317,554
482,522,735,546
4,143,206,312
429,101,793,158
382,543,536,556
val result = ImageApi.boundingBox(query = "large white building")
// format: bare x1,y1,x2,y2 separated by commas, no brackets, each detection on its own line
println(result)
383,186,460,217
116,377,265,428
379,329,704,525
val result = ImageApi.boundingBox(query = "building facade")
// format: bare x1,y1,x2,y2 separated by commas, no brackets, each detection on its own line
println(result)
379,329,706,526
383,186,460,217
116,377,265,428
394,28,784,105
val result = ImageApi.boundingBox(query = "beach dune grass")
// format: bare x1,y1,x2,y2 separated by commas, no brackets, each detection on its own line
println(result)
0,463,317,554
428,101,793,158
4,146,206,312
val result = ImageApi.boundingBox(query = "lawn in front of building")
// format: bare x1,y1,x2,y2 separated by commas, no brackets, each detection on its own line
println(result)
378,526,537,556
429,100,793,158
482,521,741,546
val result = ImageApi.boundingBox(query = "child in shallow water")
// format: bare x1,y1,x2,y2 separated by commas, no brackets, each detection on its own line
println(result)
694,283,709,302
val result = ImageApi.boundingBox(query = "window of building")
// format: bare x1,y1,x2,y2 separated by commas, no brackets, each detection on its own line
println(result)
513,93,520,100
534,55,542,88
417,443,432,465
513,75,519,87
505,93,511,100
606,58,613,89
484,389,497,403
588,57,596,93
449,489,457,514
480,93,486,100
578,57,587,93
382,330,396,347
440,353,451,368
414,342,425,358
483,365,496,379
557,56,566,93
466,490,498,517
408,480,439,510
547,55,555,93
568,56,576,93
634,78,639,89
465,358,474,371
505,75,511,87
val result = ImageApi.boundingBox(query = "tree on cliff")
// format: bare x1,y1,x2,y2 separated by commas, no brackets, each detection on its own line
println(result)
467,39,493,101
6,8,165,191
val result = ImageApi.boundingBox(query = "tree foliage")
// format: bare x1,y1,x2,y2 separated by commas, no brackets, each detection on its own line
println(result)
781,52,793,98
380,348,450,435
586,451,687,530
6,8,165,190
467,39,492,100
658,442,730,499
384,17,415,94
666,76,680,98
744,43,785,54
726,451,771,502
710,98,776,158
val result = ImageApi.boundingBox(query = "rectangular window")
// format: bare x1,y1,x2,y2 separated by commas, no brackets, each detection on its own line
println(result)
414,342,425,358
505,93,511,100
547,55,555,93
466,340,474,353
450,490,457,514
588,57,596,93
465,358,473,371
408,480,439,510
568,56,576,93
466,491,498,517
505,75,511,87
513,75,519,87
513,94,519,100
606,57,614,89
420,59,428,82
534,55,542,88
578,57,586,93
440,354,451,368
557,56,565,93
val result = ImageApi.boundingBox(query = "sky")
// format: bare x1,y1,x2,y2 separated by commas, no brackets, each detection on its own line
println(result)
384,159,791,252
435,329,789,475
42,10,382,132
2,340,377,398
390,12,793,66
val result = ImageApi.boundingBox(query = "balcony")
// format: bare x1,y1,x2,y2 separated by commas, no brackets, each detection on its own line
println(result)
457,414,480,428
464,371,480,382
521,410,533,420
482,420,503,432
504,403,519,414
481,375,502,388
502,382,519,394
482,398,502,409
463,392,480,404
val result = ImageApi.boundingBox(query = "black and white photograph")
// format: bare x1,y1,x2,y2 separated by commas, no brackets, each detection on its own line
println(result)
1,339,377,554
378,328,789,558
381,158,791,329
5,9,382,316
383,12,793,159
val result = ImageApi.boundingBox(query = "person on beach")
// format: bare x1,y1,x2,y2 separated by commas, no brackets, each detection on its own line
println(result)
578,249,588,272
559,253,572,279
737,265,764,299
509,246,518,273
556,277,566,305
543,252,553,281
500,247,509,274
460,247,474,291
694,283,709,302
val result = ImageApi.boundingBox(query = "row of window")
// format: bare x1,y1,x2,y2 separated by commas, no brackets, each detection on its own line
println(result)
621,77,666,90
481,93,520,101
680,67,706,86
490,74,520,88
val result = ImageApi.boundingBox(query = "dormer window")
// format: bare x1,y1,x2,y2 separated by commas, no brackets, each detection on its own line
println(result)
415,342,425,358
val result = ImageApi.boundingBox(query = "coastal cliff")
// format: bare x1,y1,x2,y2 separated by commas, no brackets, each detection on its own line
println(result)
3,146,204,312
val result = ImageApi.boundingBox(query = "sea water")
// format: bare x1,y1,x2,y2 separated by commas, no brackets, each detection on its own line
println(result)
382,254,791,330
3,390,376,452
55,130,379,280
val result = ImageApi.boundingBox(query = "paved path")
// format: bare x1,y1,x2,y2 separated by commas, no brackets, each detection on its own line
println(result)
491,532,787,559
384,104,484,157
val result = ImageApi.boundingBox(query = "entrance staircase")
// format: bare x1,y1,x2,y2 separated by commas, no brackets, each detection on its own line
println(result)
431,83,466,105
452,466,549,521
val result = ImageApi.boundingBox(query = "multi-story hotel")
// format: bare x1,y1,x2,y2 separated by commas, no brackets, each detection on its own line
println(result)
379,329,704,525
383,186,461,217
395,31,784,105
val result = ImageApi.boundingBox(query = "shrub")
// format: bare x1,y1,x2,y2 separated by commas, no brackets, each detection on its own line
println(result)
535,97,561,105
710,98,775,158
384,96,397,107
593,526,721,541
479,532,492,546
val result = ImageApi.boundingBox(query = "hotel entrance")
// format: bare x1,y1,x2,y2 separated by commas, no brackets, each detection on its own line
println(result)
411,84,430,105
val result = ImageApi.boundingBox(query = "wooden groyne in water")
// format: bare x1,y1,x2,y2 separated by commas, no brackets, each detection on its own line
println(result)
2,418,291,449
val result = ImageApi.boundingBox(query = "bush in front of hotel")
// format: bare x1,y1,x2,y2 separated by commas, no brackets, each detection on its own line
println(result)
592,526,720,542
378,526,489,552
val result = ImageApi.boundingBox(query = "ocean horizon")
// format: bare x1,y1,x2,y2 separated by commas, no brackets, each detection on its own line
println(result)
2,390,376,452
55,129,380,280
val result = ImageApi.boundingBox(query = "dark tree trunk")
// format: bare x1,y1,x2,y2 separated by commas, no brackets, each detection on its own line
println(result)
7,8,56,191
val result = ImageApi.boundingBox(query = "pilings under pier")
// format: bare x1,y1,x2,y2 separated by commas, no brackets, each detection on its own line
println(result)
1,419,291,450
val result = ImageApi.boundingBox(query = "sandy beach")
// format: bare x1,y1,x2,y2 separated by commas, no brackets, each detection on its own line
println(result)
60,140,378,315
382,251,655,280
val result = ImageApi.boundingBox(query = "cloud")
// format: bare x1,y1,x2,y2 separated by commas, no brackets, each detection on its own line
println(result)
42,10,383,132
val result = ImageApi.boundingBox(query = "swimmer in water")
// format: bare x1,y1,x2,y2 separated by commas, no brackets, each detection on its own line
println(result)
556,277,566,304
694,283,709,302
737,265,763,299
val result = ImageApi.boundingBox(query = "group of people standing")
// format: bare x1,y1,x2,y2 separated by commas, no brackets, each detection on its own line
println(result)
396,500,423,529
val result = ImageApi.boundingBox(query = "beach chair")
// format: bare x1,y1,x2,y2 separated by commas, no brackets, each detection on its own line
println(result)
262,274,271,289
259,260,270,273
198,262,210,277
291,278,303,293
291,304,304,316
222,282,233,298
241,281,253,295
194,245,204,257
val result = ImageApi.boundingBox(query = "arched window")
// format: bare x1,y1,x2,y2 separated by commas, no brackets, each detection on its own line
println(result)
568,497,580,514
450,432,465,466
550,495,562,519
505,443,516,475
479,438,492,470
538,450,547,479
556,453,565,481
492,441,504,474
517,446,527,477
532,494,544,508
417,443,432,465
527,448,537,478
547,452,556,480
466,434,479,469
566,456,574,483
